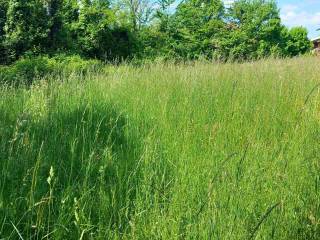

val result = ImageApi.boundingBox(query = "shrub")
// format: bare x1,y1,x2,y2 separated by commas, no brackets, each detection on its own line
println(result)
52,55,104,74
0,55,104,86
0,56,54,86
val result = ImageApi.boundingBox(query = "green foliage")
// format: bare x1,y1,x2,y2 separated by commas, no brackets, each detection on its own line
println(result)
216,0,287,60
135,0,311,61
0,0,313,65
135,26,173,60
0,0,8,64
51,54,104,73
6,57,52,85
0,0,7,37
172,0,225,59
286,27,311,56
75,0,114,59
4,0,49,61
46,0,65,50
0,55,103,86
65,0,134,61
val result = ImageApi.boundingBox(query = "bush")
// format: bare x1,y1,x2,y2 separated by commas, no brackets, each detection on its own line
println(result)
0,57,54,86
0,55,104,86
52,55,104,74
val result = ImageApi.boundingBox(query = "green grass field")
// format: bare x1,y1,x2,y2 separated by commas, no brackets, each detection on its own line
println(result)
1,57,320,239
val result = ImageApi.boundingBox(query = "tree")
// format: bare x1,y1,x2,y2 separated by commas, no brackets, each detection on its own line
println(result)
218,0,286,60
0,0,8,63
286,27,311,56
115,0,154,32
5,0,49,61
172,0,225,59
155,0,175,31
75,0,134,60
0,0,312,64
134,0,176,59
58,0,80,52
44,0,64,50
75,0,112,59
0,0,7,40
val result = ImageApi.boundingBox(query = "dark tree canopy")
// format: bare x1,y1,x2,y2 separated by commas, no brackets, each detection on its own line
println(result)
0,0,313,64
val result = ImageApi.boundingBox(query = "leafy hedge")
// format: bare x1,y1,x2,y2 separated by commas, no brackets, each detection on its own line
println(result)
0,55,103,86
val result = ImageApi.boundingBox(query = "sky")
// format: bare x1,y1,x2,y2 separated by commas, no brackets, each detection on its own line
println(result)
279,0,320,39
224,0,320,39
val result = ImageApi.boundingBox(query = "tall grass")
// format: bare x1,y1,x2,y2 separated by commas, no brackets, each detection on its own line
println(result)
1,57,320,239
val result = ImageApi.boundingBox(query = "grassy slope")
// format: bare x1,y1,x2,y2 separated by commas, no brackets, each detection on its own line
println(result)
1,57,320,239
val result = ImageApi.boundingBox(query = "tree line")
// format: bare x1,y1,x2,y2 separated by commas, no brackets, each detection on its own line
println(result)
0,0,312,64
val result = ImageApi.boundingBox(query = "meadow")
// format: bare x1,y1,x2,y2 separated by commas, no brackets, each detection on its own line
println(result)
1,57,320,239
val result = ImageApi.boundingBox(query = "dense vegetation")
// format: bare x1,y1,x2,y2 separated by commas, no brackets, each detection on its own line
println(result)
0,0,312,64
1,57,320,239
0,0,319,239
